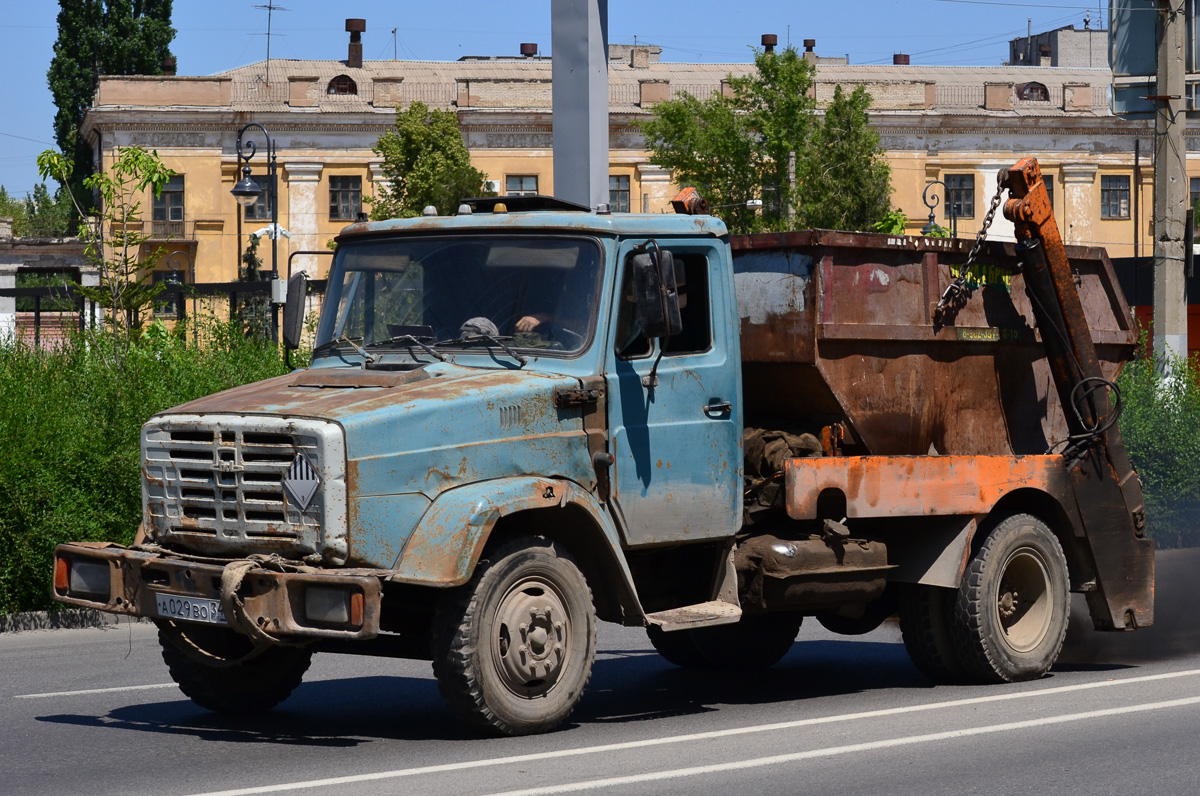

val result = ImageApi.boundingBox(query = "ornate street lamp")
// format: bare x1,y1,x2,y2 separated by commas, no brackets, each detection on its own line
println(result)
922,180,957,238
231,123,280,341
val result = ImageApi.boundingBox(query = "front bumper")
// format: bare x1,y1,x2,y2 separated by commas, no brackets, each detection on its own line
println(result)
52,542,382,642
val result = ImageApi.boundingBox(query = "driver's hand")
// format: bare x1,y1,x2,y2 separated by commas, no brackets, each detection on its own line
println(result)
516,314,547,332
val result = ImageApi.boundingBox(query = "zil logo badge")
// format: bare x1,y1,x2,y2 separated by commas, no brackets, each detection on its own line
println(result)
283,452,321,511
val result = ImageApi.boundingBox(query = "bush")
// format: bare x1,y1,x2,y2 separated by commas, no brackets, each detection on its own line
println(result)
0,321,289,614
1116,349,1200,548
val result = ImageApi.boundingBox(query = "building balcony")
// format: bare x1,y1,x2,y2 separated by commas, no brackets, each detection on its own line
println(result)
148,219,195,240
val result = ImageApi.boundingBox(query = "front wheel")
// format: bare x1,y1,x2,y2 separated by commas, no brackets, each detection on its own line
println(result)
432,537,597,736
950,513,1070,683
157,623,312,713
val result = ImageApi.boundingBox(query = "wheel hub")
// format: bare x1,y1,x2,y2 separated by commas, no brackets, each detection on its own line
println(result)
996,548,1052,654
492,579,571,697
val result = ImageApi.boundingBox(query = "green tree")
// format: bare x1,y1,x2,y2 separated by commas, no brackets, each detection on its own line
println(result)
237,235,272,341
38,145,174,343
371,101,489,219
798,84,893,231
24,184,74,238
47,1,175,214
0,187,30,235
640,47,892,234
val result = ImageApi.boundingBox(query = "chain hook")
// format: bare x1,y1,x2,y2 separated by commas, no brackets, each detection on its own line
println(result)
932,178,1007,330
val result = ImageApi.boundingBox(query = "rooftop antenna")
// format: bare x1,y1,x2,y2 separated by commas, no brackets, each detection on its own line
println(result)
253,3,289,87
392,27,397,59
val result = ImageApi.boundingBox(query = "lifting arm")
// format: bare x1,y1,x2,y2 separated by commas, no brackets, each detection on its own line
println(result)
1000,157,1153,630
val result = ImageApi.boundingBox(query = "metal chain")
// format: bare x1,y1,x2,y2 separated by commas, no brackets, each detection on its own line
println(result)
932,180,1007,328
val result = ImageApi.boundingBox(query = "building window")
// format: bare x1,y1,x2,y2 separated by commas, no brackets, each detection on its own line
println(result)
609,175,631,213
945,174,974,219
1017,82,1049,101
243,174,273,221
1101,175,1131,219
328,75,357,95
1044,174,1054,209
152,175,185,236
1190,177,1200,215
506,175,538,196
329,176,362,220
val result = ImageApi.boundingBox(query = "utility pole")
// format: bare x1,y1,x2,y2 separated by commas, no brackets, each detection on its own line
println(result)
551,0,610,210
1152,0,1188,365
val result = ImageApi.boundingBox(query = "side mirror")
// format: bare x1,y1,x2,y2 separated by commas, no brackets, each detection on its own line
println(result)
282,272,307,350
631,246,682,339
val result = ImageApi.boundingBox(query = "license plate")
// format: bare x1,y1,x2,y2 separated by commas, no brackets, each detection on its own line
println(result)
155,593,227,626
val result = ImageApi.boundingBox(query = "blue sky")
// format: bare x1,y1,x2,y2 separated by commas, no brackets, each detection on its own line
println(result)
0,0,1109,198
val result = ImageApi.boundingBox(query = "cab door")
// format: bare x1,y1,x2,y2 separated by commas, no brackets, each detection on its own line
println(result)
603,240,742,547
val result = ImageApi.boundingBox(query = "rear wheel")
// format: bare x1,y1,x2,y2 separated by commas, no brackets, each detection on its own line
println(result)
432,537,596,736
648,614,802,671
950,513,1069,683
157,623,312,713
899,584,965,683
647,624,707,668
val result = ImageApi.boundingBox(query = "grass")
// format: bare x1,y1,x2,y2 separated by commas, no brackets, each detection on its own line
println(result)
0,320,290,614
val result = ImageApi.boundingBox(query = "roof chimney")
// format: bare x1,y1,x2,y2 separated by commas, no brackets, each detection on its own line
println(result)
346,18,366,69
802,38,817,63
520,42,538,57
893,53,910,65
761,33,778,53
162,55,177,76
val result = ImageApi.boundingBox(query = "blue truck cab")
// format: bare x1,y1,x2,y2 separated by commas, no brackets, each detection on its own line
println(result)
54,202,752,736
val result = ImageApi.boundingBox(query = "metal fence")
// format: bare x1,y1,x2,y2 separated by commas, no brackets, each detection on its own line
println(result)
0,279,328,348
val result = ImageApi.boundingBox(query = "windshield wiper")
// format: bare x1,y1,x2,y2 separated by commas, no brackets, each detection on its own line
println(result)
312,334,367,360
436,334,528,366
313,334,378,366
368,334,447,362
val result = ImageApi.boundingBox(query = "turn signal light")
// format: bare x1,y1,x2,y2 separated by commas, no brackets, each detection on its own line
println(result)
54,557,69,591
304,586,365,627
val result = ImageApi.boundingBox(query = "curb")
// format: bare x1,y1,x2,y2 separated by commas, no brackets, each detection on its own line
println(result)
0,609,148,634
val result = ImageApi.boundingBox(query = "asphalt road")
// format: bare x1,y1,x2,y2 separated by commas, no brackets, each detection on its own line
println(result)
5,549,1200,796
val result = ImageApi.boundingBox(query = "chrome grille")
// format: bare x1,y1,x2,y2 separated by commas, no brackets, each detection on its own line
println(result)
142,415,347,563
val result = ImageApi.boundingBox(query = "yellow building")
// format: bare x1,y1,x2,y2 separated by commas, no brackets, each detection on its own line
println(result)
79,26,1161,290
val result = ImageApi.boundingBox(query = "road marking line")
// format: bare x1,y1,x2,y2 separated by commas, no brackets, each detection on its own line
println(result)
14,683,176,699
182,667,1200,796
486,695,1200,796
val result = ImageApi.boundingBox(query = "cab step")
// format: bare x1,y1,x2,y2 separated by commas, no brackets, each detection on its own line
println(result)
645,600,742,632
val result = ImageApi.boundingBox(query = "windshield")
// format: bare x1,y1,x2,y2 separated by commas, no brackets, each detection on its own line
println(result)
315,235,603,358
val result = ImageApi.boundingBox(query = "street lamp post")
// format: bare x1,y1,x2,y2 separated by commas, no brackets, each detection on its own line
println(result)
231,123,280,342
922,180,957,238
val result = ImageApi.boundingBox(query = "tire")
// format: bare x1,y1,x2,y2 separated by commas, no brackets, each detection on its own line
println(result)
646,624,707,668
950,513,1070,683
816,595,896,636
899,584,966,683
432,537,597,736
157,623,312,714
650,614,802,671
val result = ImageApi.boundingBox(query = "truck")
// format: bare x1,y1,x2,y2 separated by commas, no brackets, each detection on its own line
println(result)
52,158,1153,736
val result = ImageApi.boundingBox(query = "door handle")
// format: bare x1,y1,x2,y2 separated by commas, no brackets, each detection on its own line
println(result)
703,400,733,418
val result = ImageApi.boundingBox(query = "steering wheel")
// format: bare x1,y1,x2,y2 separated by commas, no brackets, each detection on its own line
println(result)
542,322,584,350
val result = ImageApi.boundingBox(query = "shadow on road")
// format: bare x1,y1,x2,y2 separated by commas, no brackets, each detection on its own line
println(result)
35,638,929,744
36,549,1197,745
